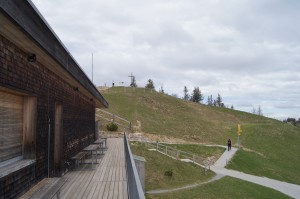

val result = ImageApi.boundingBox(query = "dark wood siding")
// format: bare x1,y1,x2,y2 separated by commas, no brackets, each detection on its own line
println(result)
0,33,96,198
0,91,23,162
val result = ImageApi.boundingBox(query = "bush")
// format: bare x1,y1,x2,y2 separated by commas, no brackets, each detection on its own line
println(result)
164,169,173,177
106,123,118,131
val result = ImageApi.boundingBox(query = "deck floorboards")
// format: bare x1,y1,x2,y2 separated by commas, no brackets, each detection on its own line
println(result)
59,138,127,199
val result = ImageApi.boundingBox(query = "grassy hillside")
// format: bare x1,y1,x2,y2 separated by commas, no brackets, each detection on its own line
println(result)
131,142,291,199
100,87,270,143
130,142,215,190
99,87,300,184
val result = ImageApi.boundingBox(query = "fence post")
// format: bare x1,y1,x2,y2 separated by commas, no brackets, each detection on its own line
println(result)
156,141,158,151
112,114,115,123
166,146,168,155
193,154,195,163
177,151,179,159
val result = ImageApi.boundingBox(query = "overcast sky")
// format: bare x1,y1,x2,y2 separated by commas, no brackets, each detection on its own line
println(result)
31,0,300,119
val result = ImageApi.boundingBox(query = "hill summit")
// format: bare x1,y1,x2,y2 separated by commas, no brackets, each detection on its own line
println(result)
99,86,300,185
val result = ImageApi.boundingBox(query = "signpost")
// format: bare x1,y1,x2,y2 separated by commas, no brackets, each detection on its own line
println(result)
237,124,242,148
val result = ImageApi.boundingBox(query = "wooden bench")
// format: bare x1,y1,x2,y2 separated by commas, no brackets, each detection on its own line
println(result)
94,139,105,155
83,145,100,165
71,151,87,169
19,177,67,199
100,137,108,149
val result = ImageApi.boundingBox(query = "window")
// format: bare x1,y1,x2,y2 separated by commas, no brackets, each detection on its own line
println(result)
0,91,23,163
0,88,36,166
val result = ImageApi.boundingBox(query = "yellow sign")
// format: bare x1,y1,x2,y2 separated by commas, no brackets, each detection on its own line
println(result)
237,124,242,135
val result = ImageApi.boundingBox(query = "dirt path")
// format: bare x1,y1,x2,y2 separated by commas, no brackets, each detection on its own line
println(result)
146,174,225,194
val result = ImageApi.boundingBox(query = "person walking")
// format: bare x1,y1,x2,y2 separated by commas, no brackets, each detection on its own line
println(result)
227,138,232,151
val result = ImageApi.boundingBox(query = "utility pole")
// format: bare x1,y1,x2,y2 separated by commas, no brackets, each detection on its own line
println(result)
92,53,94,83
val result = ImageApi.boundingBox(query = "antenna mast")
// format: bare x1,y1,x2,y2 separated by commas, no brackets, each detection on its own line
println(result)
92,53,94,83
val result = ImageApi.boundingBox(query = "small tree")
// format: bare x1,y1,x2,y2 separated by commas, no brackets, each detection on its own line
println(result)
252,107,256,114
183,86,189,101
191,87,204,103
216,93,222,107
231,105,234,110
257,105,263,116
145,79,155,89
213,99,217,106
207,95,213,106
159,85,164,93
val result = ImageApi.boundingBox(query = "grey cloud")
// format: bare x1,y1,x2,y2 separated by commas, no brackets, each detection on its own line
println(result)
31,0,300,119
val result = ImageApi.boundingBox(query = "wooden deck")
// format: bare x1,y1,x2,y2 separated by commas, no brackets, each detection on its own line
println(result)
60,138,128,199
20,138,128,199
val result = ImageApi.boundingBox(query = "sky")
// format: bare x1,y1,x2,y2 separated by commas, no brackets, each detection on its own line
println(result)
31,0,300,120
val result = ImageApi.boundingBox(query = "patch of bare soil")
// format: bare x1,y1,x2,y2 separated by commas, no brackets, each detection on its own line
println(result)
99,131,125,138
138,96,170,114
130,120,217,145
240,147,265,157
203,156,217,166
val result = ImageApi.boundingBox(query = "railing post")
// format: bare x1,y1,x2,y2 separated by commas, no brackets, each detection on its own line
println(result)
166,146,168,155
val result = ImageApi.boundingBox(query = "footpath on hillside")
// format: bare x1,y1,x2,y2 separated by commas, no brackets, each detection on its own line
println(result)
210,147,300,199
147,145,300,199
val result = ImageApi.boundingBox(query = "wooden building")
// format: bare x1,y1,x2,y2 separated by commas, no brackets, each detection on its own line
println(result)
0,1,108,198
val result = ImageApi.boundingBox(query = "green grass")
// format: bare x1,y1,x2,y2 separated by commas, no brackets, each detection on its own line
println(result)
101,87,300,184
130,142,214,190
166,144,225,160
227,123,300,184
146,176,292,199
101,87,276,144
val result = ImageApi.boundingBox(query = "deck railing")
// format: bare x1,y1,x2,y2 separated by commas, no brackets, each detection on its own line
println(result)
124,133,145,199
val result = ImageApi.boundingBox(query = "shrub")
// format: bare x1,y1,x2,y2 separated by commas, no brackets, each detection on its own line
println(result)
106,123,118,131
164,169,173,177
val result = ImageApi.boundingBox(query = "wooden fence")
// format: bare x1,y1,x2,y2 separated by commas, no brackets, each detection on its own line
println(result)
96,109,131,130
145,142,214,171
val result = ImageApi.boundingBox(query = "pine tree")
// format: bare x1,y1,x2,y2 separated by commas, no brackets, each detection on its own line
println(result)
207,95,213,106
191,87,203,103
257,105,263,116
213,99,217,106
159,85,164,93
216,93,222,107
145,79,155,89
183,86,189,101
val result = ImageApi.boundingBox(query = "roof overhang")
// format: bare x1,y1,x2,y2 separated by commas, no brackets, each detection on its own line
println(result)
0,0,108,108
